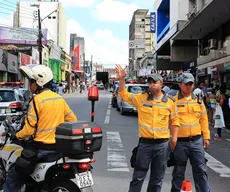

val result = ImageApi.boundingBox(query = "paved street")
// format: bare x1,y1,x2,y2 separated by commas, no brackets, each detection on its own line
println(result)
65,90,230,192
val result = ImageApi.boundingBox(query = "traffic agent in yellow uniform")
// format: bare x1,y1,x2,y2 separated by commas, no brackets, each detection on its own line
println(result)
115,64,180,192
16,89,76,144
170,72,211,192
4,64,77,192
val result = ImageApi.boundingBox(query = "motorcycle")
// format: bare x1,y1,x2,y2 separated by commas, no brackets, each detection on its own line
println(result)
0,116,101,192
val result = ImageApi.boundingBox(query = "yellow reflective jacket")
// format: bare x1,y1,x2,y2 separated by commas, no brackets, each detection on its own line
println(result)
119,89,180,139
174,92,210,140
16,90,77,144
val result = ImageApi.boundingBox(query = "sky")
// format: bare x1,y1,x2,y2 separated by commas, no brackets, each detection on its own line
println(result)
0,0,154,68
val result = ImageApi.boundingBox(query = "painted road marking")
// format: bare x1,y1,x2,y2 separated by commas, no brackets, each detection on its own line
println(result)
107,132,130,172
106,110,111,115
226,139,230,142
104,96,112,124
205,152,230,177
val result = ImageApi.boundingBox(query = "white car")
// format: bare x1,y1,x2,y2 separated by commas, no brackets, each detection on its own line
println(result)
117,84,149,115
95,82,104,90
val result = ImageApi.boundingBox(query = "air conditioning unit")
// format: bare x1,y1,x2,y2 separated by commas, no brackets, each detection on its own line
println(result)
208,39,217,49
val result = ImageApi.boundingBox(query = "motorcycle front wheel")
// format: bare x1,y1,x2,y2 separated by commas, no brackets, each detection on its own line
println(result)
50,180,81,192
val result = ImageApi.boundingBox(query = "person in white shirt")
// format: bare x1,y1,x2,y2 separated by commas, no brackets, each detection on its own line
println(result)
193,82,205,97
57,83,64,96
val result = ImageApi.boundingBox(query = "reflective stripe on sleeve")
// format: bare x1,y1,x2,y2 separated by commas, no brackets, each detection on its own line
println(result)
65,111,73,118
36,127,56,133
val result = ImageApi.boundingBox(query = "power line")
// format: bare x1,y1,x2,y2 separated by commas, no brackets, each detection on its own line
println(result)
0,10,34,20
1,0,34,14
0,1,33,16
0,6,34,20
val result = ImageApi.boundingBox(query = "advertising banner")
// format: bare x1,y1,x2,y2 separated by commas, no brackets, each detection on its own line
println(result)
150,12,156,33
32,47,39,64
19,52,32,66
70,45,80,70
0,26,47,45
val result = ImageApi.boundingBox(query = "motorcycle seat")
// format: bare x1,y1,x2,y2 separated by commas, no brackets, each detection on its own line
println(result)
39,153,62,163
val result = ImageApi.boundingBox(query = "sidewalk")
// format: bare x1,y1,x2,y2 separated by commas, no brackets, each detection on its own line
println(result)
63,90,88,99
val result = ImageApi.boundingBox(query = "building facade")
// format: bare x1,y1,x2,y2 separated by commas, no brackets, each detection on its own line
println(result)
171,0,230,86
129,9,149,78
69,34,85,69
14,1,67,51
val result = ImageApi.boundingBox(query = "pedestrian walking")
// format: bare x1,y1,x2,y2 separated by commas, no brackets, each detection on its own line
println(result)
115,64,180,192
57,83,64,96
170,72,211,192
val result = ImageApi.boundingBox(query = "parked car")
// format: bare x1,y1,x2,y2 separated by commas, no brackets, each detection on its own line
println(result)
111,86,119,108
95,82,104,90
0,88,27,122
117,84,149,115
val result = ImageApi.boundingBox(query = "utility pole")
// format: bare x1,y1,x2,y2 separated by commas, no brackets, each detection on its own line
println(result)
83,53,85,81
38,8,43,65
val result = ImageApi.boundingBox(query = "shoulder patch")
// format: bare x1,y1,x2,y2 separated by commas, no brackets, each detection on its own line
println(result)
167,94,176,102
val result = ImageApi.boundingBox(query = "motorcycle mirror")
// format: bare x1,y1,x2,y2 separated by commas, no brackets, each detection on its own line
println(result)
23,90,32,101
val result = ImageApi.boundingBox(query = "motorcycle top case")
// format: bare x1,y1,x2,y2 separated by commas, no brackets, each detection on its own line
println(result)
55,121,103,155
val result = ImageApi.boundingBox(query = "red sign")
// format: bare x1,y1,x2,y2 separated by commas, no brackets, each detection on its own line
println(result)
71,45,80,70
19,52,31,66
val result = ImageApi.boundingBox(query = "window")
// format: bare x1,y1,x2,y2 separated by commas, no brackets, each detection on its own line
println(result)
128,86,149,94
0,91,16,102
135,24,145,28
53,16,56,19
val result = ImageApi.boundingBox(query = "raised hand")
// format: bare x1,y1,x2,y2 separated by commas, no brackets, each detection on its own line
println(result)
115,64,126,79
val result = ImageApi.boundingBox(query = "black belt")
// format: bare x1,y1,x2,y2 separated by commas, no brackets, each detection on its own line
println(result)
177,135,201,142
139,137,169,144
34,141,56,150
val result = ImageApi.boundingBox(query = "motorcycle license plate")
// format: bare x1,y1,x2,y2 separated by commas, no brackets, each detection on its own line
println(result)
0,109,5,114
75,171,94,188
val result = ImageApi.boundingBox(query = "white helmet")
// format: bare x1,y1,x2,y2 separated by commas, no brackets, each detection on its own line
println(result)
20,64,53,87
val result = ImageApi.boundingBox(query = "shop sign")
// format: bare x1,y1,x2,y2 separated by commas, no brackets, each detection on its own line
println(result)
224,62,230,71
19,52,32,66
0,49,7,71
150,12,156,33
0,26,47,45
197,68,206,76
7,53,18,74
212,71,219,80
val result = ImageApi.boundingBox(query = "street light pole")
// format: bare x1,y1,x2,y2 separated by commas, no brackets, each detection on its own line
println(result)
38,8,43,65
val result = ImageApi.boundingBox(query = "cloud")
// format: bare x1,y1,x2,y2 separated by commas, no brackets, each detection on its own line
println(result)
60,0,96,8
67,19,128,67
92,0,141,22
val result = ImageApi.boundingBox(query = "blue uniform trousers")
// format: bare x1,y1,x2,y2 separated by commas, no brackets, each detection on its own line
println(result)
171,138,210,192
129,140,169,192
